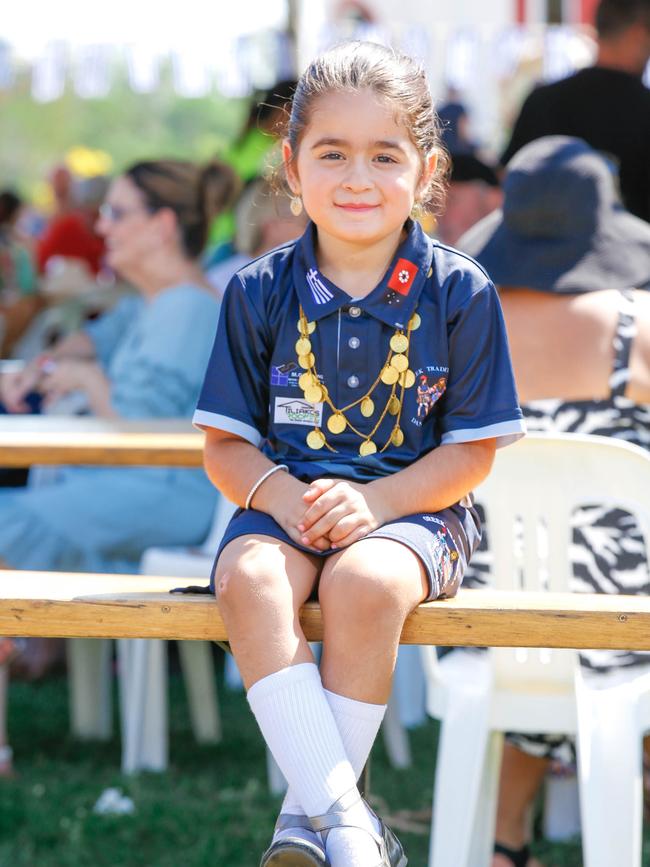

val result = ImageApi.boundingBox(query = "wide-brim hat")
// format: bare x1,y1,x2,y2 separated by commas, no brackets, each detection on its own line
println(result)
459,136,650,293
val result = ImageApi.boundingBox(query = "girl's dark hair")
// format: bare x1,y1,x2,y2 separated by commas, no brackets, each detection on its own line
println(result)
285,41,450,214
125,159,240,258
0,191,22,227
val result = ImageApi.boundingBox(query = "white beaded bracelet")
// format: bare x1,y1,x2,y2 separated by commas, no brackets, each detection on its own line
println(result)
245,464,289,510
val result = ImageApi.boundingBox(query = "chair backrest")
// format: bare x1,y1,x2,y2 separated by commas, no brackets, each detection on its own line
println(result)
473,432,650,689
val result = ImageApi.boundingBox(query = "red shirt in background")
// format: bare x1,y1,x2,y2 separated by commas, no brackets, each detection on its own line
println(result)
37,211,105,275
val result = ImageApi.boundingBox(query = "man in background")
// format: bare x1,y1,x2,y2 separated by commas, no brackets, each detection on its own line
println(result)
501,0,650,221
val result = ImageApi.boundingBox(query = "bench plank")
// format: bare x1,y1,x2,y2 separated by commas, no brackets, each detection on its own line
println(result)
2,572,650,649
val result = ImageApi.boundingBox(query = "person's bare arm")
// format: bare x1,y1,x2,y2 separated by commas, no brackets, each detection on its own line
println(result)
203,427,330,550
0,331,97,412
299,439,496,549
49,330,96,360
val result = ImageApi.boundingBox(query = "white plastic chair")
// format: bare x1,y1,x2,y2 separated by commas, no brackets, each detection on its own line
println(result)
422,432,650,867
67,498,234,771
122,497,237,774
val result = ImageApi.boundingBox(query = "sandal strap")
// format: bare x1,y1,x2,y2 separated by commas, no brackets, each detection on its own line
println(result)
275,813,313,833
494,841,530,867
310,788,382,848
310,788,362,833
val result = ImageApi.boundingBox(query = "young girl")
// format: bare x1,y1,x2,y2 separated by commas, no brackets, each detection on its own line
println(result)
195,42,525,867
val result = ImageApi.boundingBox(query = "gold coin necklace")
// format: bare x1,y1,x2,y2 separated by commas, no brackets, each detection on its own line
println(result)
296,307,421,456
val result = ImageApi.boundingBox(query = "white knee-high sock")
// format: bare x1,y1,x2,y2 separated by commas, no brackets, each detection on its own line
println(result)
280,688,386,815
247,663,358,815
247,663,381,866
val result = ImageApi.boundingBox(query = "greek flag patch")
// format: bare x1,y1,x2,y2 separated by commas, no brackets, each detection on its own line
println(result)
306,268,334,305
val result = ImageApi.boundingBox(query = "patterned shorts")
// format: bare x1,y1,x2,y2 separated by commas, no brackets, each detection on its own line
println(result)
211,505,479,602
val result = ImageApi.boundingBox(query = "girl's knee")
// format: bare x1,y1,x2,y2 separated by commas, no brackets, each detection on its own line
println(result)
319,557,407,620
215,550,287,614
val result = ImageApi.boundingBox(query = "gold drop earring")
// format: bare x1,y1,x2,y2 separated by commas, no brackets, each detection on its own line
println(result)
290,195,303,217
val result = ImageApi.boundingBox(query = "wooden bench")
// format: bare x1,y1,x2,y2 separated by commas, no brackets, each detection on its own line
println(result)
3,573,650,649
2,416,650,652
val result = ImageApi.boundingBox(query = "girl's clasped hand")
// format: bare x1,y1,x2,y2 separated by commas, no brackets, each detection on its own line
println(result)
298,478,392,550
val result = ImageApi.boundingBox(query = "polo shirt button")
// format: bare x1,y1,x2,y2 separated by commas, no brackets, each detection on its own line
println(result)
348,337,360,349
349,306,362,318
347,375,360,388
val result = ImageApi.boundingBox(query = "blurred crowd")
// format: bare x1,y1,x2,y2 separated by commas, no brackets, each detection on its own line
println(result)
0,2,649,864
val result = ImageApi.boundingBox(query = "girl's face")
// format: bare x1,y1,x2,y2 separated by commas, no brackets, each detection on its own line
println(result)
96,176,163,276
284,88,436,250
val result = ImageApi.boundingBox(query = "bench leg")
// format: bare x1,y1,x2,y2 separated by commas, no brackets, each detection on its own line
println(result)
68,638,112,740
177,641,221,744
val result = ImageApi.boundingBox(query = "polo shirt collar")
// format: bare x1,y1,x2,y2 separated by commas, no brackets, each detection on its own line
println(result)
293,220,435,329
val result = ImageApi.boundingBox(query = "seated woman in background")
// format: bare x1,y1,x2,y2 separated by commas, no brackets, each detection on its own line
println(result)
0,157,237,776
460,136,650,867
0,190,41,357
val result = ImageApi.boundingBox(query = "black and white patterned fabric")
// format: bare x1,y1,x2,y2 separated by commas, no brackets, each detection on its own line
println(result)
463,288,650,760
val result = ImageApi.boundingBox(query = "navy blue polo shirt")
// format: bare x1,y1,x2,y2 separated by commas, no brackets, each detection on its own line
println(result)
194,220,525,484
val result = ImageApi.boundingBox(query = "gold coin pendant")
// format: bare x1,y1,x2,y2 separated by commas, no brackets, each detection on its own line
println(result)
327,413,346,434
298,353,315,369
359,440,377,457
307,430,326,450
381,365,399,385
408,312,421,331
305,385,324,403
295,337,312,356
400,369,416,388
388,395,401,415
360,397,375,417
390,353,409,372
391,427,405,447
390,333,409,354
298,372,314,390
297,320,316,334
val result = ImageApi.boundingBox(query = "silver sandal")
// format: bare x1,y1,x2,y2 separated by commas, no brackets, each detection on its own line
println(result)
309,789,407,867
260,813,329,867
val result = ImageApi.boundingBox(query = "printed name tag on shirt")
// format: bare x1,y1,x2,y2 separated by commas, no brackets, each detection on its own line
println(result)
274,397,323,426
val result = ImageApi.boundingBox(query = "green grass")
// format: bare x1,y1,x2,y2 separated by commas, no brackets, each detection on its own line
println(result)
0,646,636,866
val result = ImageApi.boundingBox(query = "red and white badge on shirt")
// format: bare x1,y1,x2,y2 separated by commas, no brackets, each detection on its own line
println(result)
387,258,418,295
